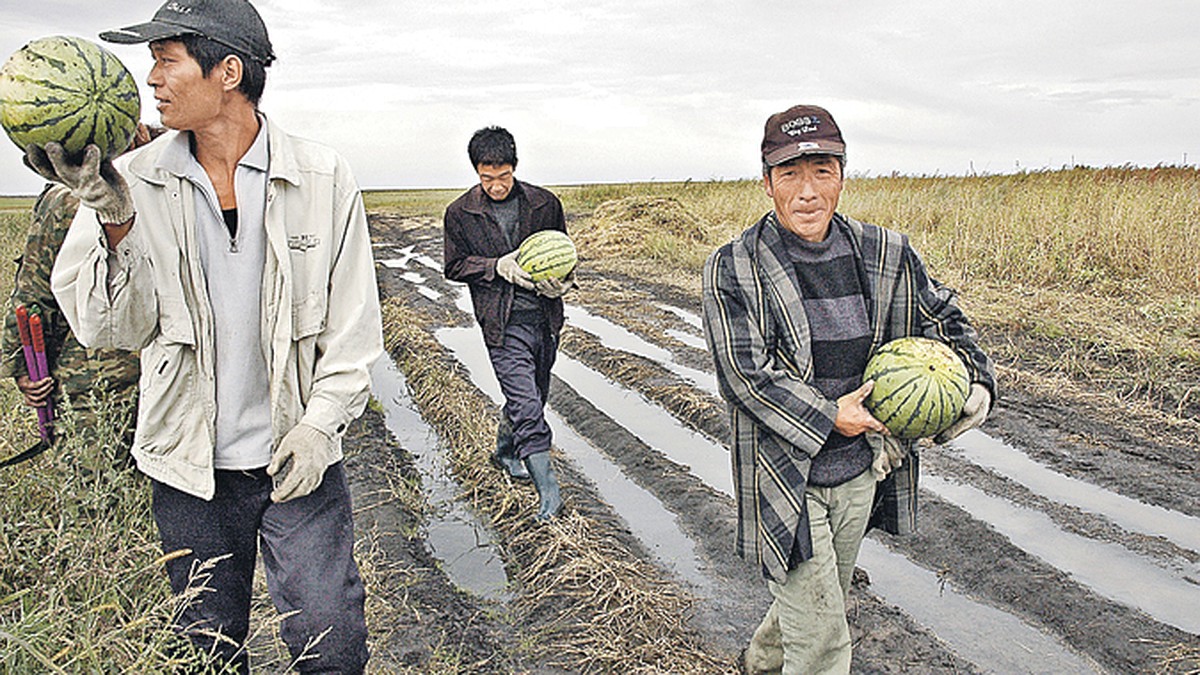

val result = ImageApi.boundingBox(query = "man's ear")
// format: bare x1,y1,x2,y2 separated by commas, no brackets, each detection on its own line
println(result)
218,55,244,93
762,173,774,198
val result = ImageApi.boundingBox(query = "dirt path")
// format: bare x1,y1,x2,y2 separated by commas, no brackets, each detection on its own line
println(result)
352,213,1200,673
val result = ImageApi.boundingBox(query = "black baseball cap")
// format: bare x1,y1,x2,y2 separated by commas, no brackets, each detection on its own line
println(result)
100,0,275,65
761,105,846,167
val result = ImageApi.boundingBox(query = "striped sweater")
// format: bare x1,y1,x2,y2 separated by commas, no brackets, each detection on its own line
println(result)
701,211,995,583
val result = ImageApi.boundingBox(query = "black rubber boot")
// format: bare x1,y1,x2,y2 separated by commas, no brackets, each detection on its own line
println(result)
491,414,530,481
523,451,562,521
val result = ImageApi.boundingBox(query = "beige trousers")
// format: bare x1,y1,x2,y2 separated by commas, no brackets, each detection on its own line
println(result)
744,469,876,675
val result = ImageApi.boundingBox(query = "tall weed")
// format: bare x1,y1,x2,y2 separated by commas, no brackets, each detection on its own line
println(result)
0,200,226,672
843,167,1200,296
0,394,211,673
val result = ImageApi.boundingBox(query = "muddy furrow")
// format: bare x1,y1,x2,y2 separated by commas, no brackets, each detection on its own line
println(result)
373,295,732,669
368,214,1199,674
373,236,980,672
342,405,515,671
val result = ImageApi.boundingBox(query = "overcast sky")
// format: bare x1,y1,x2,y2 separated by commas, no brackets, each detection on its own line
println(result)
1,1,1197,193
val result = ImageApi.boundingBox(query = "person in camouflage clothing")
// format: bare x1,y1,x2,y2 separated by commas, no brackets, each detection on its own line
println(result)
1,183,140,450
1,124,159,456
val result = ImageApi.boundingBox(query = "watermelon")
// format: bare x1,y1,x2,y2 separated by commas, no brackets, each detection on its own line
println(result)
0,36,140,162
517,230,577,282
862,337,969,440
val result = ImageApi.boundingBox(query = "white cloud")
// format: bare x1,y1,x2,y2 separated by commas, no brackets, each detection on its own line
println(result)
0,0,1197,193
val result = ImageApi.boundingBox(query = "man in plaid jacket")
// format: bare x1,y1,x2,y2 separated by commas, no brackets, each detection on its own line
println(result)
702,105,995,674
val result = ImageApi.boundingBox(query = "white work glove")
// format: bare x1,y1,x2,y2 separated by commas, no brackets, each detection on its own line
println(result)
495,250,535,290
268,423,337,503
934,383,992,444
535,269,576,299
870,433,908,482
25,143,134,225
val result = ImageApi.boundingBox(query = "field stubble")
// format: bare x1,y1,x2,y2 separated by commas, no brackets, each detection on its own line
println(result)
381,297,729,673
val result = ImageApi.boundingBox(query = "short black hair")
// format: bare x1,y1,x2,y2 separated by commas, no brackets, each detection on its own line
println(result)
468,126,518,168
176,34,268,105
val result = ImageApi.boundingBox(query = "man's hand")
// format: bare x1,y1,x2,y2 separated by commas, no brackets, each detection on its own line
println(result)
870,433,907,481
496,250,534,290
15,374,53,408
935,383,991,444
834,380,887,437
267,423,337,503
534,269,576,299
24,143,133,225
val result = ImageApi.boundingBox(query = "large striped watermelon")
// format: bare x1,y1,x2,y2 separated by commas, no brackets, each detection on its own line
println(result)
0,36,140,162
517,230,577,282
862,337,969,440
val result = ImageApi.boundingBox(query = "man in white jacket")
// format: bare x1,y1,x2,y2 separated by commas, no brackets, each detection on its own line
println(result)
31,0,382,671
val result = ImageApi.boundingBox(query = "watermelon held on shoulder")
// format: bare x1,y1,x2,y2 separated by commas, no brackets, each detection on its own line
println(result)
862,337,970,440
0,35,141,162
517,230,577,282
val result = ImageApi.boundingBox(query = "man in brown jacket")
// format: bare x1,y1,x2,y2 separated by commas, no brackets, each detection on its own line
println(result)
443,126,573,520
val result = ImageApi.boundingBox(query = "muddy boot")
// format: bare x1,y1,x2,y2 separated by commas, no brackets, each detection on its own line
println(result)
522,451,562,521
490,414,530,481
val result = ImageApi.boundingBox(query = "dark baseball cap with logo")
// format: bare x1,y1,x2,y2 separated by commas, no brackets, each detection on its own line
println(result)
100,0,275,65
761,105,845,167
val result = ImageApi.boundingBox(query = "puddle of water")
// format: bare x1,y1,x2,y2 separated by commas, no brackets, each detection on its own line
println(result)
655,302,703,330
369,356,510,602
377,244,442,272
923,474,1200,634
552,353,734,498
434,326,714,592
857,538,1102,674
414,255,442,272
416,286,442,302
563,303,720,396
666,328,707,350
547,406,715,592
379,253,442,301
453,283,474,315
949,430,1200,554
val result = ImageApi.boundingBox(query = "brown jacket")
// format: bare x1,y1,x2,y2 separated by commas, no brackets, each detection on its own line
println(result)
443,180,566,347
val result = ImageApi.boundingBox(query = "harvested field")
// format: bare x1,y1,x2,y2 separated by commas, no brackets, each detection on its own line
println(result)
2,172,1198,673
360,204,1199,673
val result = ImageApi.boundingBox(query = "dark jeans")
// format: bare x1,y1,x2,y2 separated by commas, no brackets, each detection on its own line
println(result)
487,318,557,460
152,462,368,673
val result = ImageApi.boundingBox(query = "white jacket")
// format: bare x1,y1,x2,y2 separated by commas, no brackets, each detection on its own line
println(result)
51,119,383,499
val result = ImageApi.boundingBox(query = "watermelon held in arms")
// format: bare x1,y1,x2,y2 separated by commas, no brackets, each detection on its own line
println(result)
516,230,578,282
862,337,970,440
0,35,140,163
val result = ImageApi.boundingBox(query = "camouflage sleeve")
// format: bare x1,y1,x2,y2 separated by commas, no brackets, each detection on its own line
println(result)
1,184,79,380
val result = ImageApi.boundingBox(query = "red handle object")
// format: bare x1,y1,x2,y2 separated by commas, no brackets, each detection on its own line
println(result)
30,313,45,355
15,305,32,350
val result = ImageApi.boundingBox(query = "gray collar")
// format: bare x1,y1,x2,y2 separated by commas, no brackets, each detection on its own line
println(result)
156,116,269,178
